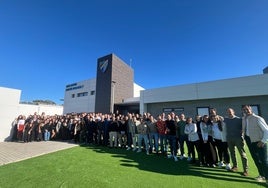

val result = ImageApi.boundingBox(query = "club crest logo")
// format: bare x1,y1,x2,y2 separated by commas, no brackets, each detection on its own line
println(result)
99,59,109,73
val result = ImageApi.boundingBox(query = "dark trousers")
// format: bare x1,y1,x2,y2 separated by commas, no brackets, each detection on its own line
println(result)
245,135,268,179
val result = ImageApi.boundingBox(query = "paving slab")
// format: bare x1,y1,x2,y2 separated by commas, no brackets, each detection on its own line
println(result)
0,141,78,166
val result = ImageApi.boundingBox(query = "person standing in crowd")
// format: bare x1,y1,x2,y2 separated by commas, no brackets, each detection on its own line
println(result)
211,115,225,167
200,115,217,167
218,114,231,170
156,114,167,155
147,115,159,154
109,116,119,148
17,115,25,142
196,115,206,166
224,108,249,175
177,113,191,160
118,115,127,148
166,114,178,161
126,114,135,150
136,117,150,155
242,105,268,184
184,117,201,165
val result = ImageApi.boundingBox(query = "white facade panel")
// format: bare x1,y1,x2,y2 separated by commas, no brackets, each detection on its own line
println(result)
197,74,268,99
141,74,268,103
0,87,21,142
63,78,96,114
133,83,144,97
141,84,198,103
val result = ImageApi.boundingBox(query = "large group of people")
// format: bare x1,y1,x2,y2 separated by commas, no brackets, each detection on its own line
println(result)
9,105,268,185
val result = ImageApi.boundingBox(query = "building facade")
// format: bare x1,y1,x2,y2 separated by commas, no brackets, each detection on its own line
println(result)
140,73,268,121
63,53,144,114
63,53,268,122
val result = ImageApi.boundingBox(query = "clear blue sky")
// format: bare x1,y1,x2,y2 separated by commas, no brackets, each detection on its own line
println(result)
0,0,267,104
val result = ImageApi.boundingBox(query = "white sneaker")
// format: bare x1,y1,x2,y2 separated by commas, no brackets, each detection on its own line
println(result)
146,151,150,155
126,147,131,150
255,176,266,182
137,149,142,153
225,163,232,171
218,161,225,167
174,156,178,162
132,148,136,152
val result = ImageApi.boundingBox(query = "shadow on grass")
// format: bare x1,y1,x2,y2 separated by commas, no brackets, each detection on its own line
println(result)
79,144,266,187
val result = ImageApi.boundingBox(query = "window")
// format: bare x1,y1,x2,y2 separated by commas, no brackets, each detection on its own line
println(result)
163,108,184,114
174,108,184,114
71,94,75,98
90,90,95,95
242,104,260,116
251,105,260,115
77,92,88,97
163,108,173,113
197,107,209,116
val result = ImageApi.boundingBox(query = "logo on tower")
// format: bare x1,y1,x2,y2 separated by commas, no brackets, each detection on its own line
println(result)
99,59,109,73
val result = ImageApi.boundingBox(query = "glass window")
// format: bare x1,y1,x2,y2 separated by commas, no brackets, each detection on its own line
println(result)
163,108,172,113
77,92,88,97
197,107,209,116
174,108,184,114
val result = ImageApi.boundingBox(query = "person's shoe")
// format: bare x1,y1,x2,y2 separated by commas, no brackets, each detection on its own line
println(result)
242,171,249,176
211,164,217,168
230,167,238,172
180,155,184,160
146,151,150,155
174,156,178,162
126,147,131,150
187,157,192,161
255,175,266,182
225,163,232,171
137,149,142,153
218,161,225,168
132,148,136,152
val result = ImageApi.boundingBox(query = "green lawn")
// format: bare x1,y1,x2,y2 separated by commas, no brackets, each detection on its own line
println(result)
0,144,266,188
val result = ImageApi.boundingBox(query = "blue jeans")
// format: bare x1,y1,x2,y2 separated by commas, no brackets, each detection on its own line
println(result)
245,135,268,178
138,134,149,151
149,133,159,152
44,131,51,141
159,134,167,153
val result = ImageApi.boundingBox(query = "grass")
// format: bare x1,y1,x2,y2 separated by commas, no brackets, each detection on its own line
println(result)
0,144,266,188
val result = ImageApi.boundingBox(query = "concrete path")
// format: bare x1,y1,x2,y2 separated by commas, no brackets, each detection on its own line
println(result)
0,141,78,166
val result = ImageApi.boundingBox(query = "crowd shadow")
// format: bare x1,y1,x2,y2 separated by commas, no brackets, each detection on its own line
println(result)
80,144,266,187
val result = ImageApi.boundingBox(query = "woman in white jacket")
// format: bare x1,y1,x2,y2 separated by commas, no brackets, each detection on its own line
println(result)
185,117,201,165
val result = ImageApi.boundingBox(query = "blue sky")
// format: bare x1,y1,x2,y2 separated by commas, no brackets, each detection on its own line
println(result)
0,0,267,104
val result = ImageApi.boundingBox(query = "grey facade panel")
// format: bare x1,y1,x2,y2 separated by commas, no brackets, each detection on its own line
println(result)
146,95,268,122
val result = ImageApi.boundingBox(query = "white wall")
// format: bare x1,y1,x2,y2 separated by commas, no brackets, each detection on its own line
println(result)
0,87,63,142
17,104,63,117
63,78,96,114
0,87,21,142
